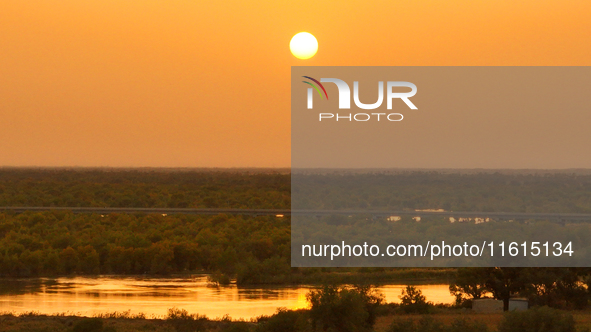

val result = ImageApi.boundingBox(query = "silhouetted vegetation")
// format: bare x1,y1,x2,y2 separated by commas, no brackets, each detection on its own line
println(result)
2,301,591,332
72,318,104,332
399,286,431,314
0,283,589,330
166,308,209,332
498,306,579,332
255,308,308,332
450,267,591,310
307,285,384,332
387,316,488,332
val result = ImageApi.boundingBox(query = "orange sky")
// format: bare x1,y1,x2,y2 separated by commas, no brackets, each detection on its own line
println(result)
1,0,590,167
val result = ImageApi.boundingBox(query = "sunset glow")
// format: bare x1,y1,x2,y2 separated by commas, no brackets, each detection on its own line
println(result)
1,0,590,168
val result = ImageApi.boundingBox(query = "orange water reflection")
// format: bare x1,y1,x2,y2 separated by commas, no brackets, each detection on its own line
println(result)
0,277,454,319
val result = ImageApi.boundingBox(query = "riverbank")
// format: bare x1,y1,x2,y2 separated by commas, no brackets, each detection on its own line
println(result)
2,309,591,332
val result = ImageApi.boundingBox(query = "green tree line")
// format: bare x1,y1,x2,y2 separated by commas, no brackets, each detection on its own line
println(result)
0,169,289,209
293,171,591,212
3,169,591,213
0,211,290,279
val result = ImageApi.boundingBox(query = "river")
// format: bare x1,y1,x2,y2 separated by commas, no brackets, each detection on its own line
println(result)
0,276,454,319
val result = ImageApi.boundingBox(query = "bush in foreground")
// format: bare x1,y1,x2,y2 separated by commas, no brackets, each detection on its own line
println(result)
255,308,308,332
307,285,384,332
387,316,487,332
166,307,208,332
498,306,579,332
72,318,105,332
399,285,431,314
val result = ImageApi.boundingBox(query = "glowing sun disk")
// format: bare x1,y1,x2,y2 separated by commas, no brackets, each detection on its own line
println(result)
290,32,318,59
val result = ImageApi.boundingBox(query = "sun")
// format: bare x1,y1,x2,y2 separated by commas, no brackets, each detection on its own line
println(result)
290,32,318,60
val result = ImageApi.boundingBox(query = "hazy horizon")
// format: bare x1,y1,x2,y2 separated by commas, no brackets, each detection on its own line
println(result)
4,166,591,175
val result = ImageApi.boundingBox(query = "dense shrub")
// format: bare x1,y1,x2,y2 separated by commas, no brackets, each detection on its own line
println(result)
307,285,383,332
72,318,104,332
498,306,576,332
0,211,290,281
255,308,308,332
166,307,208,332
450,267,591,310
222,322,253,332
399,286,431,314
387,316,487,332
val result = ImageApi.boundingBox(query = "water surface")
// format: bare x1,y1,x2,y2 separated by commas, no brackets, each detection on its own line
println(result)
0,276,453,319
